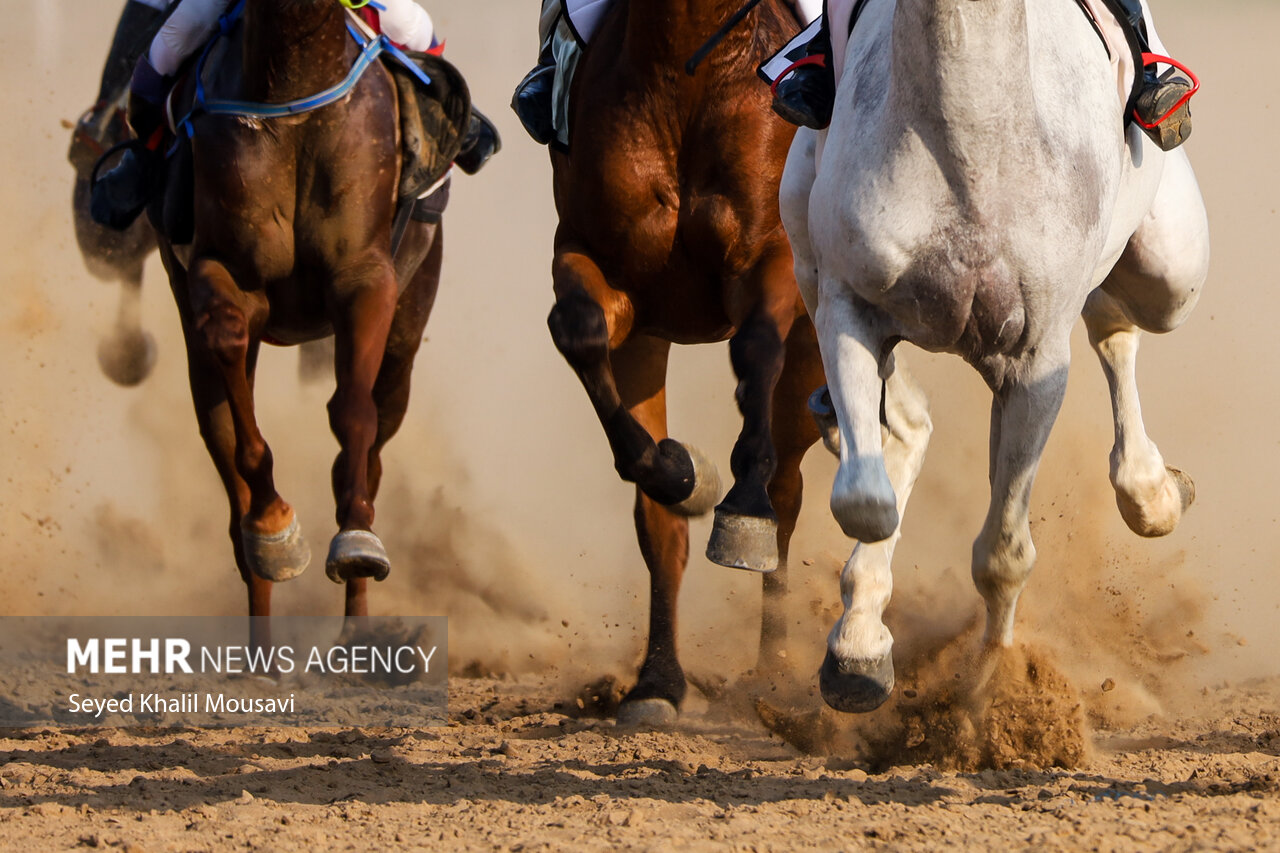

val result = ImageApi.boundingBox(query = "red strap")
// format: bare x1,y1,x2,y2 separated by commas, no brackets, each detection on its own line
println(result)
1133,53,1201,130
769,54,827,97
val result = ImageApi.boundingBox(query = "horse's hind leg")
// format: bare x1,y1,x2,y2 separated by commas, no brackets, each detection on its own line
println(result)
549,251,721,515
972,341,1070,648
758,314,824,674
1083,290,1195,537
611,335,689,726
706,257,799,573
188,257,310,583
98,266,157,387
326,260,400,584
1085,150,1208,536
821,354,931,712
339,222,443,637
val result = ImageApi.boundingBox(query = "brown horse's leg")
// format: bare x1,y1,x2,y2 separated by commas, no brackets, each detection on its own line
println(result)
326,259,400,584
549,251,720,515
340,222,443,635
760,316,824,674
612,334,689,726
166,249,274,654
708,264,800,573
188,257,309,584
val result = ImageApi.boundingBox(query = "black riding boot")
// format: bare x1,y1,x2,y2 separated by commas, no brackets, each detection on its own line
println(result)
90,72,168,231
455,107,502,175
771,21,835,130
1112,0,1193,150
511,48,556,145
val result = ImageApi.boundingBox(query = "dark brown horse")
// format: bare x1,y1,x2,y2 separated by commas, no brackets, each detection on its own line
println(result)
548,0,825,724
70,104,158,388
153,0,446,650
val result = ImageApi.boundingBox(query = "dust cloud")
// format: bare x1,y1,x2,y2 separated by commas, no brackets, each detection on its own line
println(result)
0,0,1274,747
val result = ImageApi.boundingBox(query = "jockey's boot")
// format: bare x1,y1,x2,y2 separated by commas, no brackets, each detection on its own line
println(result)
1112,0,1193,151
455,107,502,175
1134,65,1193,151
90,56,170,231
771,22,834,130
511,51,556,145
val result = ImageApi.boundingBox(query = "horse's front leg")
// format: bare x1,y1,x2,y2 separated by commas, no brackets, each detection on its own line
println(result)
339,221,443,636
820,354,931,712
188,257,311,585
548,250,720,514
706,256,799,573
973,340,1070,648
326,259,399,584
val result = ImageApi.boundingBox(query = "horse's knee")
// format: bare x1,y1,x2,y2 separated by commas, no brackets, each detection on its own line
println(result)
196,300,249,367
548,288,609,369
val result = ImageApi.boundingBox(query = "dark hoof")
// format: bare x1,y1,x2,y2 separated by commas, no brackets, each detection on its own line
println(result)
616,697,678,728
97,329,157,387
242,514,311,582
819,648,894,713
325,530,390,584
705,508,778,573
669,443,721,517
808,385,840,457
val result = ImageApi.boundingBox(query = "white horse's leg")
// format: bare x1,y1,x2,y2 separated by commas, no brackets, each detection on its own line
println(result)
821,357,931,712
813,285,899,543
973,341,1071,648
1084,151,1208,537
780,128,820,314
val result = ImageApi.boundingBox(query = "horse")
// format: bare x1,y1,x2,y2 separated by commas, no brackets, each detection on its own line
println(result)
150,0,450,652
547,0,826,725
69,102,159,388
780,0,1209,712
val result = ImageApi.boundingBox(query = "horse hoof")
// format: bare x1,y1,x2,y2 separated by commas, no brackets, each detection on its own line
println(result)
616,697,678,728
242,514,311,582
808,385,841,457
97,330,157,387
325,529,391,584
670,443,721,517
1168,466,1195,511
705,508,778,573
819,648,895,713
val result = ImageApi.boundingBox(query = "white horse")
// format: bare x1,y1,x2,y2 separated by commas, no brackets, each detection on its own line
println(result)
780,0,1209,712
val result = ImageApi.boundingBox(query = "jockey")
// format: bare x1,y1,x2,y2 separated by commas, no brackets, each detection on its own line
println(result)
92,0,498,230
767,0,1195,151
514,0,1194,153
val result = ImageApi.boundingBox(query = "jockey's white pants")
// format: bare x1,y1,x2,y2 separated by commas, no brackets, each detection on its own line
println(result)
148,0,437,77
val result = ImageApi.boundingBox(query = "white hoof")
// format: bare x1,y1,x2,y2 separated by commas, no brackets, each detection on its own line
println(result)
670,443,721,517
325,529,390,584
616,698,678,728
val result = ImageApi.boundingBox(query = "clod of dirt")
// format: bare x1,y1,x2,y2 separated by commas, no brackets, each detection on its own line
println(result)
864,644,1088,772
573,675,626,719
755,699,847,755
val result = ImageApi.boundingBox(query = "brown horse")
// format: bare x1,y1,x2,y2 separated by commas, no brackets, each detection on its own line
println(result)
152,0,446,651
70,105,158,388
548,0,825,724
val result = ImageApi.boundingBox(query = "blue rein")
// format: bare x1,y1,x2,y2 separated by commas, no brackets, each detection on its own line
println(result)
175,0,432,137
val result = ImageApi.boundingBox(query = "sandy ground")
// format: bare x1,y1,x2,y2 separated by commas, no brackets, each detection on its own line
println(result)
0,674,1277,851
2,0,1279,849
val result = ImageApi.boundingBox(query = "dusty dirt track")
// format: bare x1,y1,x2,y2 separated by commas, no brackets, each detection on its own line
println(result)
0,675,1278,851
3,0,1280,849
